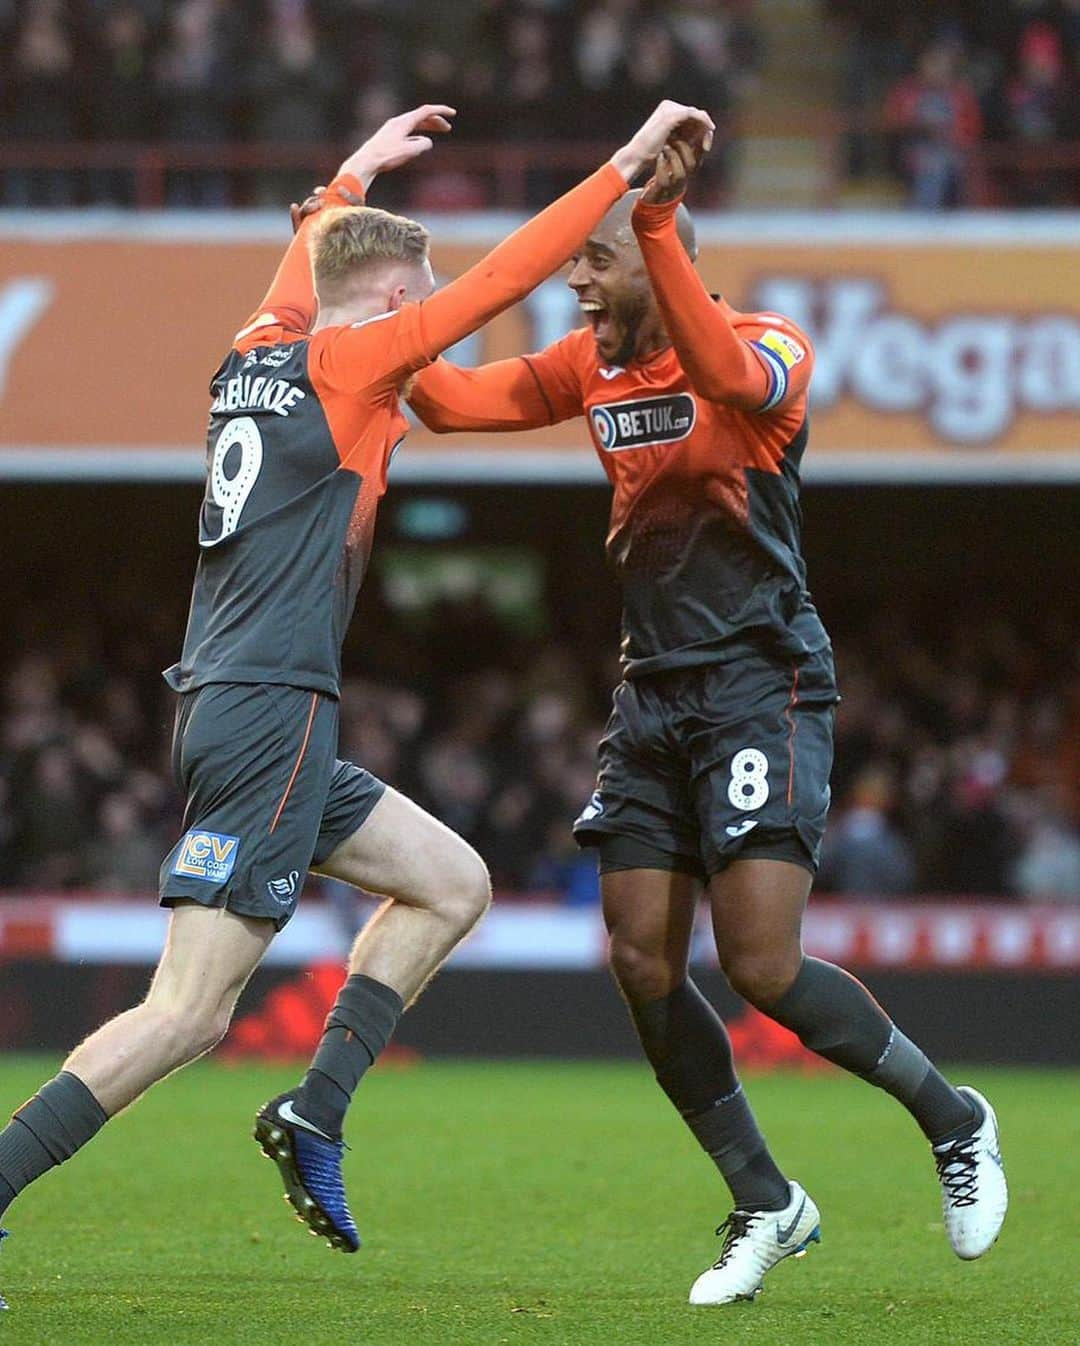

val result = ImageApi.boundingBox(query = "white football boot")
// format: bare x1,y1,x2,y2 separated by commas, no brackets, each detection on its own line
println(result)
933,1085,1007,1260
688,1181,821,1306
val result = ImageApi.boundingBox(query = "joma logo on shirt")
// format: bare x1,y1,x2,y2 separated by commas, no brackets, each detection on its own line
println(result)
590,394,696,452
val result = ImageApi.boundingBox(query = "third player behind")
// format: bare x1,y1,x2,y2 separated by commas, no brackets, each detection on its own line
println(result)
406,131,1008,1304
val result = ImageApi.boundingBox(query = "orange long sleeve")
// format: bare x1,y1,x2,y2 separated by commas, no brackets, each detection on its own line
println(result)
415,163,627,361
409,358,554,431
409,341,584,432
315,162,628,396
631,196,770,410
236,172,366,343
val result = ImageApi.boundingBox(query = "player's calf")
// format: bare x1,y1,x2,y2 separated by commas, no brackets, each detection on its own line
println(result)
292,973,404,1138
64,904,274,1115
254,792,493,1250
747,953,1008,1254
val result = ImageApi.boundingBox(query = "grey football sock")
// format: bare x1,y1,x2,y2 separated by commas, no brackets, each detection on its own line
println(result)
0,1072,108,1217
293,974,404,1138
629,980,789,1211
682,1083,792,1212
769,958,976,1141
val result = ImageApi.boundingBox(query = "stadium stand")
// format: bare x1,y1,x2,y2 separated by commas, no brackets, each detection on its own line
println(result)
828,0,1080,205
1,0,1075,209
2,595,1077,902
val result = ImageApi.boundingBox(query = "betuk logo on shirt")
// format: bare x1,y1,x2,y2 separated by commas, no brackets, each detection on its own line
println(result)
171,831,240,883
590,394,696,452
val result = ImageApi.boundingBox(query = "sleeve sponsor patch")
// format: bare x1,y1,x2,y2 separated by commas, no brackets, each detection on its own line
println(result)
760,329,806,370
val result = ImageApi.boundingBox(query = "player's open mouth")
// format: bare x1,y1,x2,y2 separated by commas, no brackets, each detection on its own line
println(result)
579,300,613,347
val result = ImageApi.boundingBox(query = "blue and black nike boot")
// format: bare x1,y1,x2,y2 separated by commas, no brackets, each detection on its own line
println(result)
254,1093,360,1252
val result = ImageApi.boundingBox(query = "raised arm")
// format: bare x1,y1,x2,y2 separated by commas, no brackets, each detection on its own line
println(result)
630,139,802,412
411,162,626,361
236,174,365,342
236,105,457,343
632,204,767,410
417,103,714,359
318,101,716,393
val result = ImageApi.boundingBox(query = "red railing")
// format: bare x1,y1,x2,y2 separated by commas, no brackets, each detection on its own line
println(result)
0,140,630,210
0,132,1077,209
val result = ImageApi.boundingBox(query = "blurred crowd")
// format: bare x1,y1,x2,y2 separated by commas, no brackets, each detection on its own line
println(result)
3,0,1076,209
1,595,1077,904
828,0,1080,206
822,617,1080,900
0,0,759,207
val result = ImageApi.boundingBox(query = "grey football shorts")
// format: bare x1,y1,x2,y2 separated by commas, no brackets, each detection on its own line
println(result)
160,682,385,929
573,647,840,880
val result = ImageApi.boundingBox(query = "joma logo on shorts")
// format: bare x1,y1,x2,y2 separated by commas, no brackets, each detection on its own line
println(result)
590,394,696,452
171,831,239,883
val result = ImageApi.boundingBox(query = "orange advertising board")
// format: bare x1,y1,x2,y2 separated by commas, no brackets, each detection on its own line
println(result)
1,215,1077,480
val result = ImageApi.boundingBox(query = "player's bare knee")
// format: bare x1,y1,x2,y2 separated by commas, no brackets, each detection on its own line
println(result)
721,948,800,1009
178,1003,234,1058
146,993,234,1061
203,1000,237,1051
439,843,492,934
608,936,681,1004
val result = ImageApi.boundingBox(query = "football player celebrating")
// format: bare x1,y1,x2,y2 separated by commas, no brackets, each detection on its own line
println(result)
0,99,715,1299
406,132,1008,1303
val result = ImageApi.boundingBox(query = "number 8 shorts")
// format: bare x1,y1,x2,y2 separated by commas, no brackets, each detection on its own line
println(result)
572,647,840,879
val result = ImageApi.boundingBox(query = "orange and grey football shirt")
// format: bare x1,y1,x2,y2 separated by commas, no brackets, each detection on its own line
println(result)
409,193,829,678
165,163,629,697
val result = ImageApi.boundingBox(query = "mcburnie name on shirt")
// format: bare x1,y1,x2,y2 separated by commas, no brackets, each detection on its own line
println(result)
211,374,307,418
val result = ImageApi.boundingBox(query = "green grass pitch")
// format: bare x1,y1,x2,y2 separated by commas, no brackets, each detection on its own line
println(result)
0,1057,1076,1346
